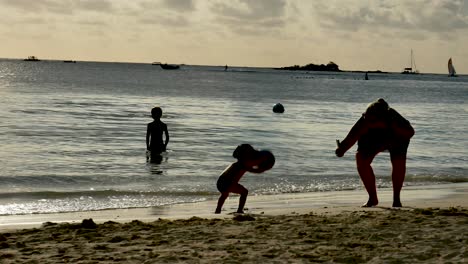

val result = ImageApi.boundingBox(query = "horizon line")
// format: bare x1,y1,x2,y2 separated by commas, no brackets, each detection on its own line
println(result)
0,56,453,75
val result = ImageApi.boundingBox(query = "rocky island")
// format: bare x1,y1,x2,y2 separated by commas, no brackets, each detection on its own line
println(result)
275,61,341,72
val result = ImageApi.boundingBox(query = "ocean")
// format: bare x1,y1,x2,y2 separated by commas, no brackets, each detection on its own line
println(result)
0,59,467,215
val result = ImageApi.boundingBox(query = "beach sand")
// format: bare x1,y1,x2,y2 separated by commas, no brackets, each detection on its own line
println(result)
0,183,467,263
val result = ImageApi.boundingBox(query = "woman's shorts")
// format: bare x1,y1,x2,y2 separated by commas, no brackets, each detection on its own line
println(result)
358,139,410,159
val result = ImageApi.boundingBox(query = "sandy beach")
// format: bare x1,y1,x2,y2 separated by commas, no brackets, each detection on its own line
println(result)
0,183,467,263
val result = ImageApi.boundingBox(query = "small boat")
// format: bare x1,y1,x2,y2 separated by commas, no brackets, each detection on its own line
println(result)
63,60,76,63
24,56,40,61
401,49,419,74
160,63,180,70
448,58,457,77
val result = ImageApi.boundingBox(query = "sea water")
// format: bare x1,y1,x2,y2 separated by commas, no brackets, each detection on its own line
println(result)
0,59,466,215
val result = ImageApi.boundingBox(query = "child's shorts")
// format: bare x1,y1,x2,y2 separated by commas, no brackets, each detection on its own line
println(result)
217,177,233,193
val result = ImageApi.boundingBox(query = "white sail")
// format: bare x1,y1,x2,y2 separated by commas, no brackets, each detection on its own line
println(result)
448,58,457,77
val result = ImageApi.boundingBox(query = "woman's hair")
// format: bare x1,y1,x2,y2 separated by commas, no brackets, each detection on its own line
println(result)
365,98,389,119
233,144,256,160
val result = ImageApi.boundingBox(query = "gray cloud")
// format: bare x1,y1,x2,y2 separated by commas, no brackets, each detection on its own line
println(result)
75,0,114,13
213,0,286,20
76,19,109,27
0,0,114,14
418,1,468,31
211,0,287,34
138,0,196,14
311,0,468,39
0,0,71,14
135,0,196,29
161,0,195,12
139,14,190,28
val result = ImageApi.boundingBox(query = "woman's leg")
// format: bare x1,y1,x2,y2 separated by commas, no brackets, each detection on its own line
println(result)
356,151,379,207
390,156,406,207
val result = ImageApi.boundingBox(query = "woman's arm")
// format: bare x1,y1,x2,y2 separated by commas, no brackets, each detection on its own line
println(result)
389,109,415,139
336,116,369,157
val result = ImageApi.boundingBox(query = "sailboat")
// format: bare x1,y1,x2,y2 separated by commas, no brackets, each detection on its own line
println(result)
448,58,457,77
401,49,419,74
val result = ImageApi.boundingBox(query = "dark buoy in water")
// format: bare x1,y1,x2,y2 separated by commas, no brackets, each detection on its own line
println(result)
273,103,284,113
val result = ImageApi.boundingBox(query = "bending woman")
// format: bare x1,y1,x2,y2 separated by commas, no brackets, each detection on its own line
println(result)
336,99,415,207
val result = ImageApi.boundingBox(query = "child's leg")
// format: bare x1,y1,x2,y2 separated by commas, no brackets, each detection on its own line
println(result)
230,184,249,213
356,151,378,207
215,192,229,214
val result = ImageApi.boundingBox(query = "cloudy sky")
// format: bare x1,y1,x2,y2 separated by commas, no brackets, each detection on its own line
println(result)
0,0,467,73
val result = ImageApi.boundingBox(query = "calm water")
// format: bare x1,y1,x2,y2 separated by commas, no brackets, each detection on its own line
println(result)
0,59,467,215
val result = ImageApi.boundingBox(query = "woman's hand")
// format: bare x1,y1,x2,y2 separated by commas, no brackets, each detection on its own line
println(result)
335,147,345,157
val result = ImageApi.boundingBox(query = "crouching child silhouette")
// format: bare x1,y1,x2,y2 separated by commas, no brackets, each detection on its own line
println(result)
215,144,274,214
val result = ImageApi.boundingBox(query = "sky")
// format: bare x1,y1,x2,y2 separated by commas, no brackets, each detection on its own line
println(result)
0,0,467,74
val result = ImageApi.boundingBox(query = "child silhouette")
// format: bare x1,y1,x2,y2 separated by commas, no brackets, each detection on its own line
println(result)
215,144,274,214
146,107,169,162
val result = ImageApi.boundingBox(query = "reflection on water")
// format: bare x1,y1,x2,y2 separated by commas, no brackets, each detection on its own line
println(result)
146,152,169,175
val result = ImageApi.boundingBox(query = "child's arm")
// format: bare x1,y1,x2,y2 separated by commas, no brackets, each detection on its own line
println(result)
146,124,151,150
163,124,170,151
248,167,267,173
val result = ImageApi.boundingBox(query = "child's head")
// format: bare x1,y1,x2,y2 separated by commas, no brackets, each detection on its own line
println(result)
233,145,275,171
233,144,257,162
151,107,163,120
364,98,389,122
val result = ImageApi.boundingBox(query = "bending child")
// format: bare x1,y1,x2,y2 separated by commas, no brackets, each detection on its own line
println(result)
215,144,274,214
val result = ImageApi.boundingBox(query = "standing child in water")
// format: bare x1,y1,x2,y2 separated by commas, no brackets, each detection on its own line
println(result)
215,144,274,214
146,107,169,162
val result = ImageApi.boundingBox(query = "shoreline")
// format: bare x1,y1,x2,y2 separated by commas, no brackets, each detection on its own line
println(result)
0,183,466,263
1,182,466,232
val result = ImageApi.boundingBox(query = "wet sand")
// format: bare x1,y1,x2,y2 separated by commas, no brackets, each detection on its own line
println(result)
0,183,467,263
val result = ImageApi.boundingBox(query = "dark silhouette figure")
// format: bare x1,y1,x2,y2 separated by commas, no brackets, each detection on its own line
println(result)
146,107,169,163
224,65,228,71
365,72,369,80
215,144,274,214
335,99,414,207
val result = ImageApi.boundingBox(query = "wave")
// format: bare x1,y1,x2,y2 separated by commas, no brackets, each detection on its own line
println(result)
0,189,218,200
405,174,468,184
0,189,215,216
